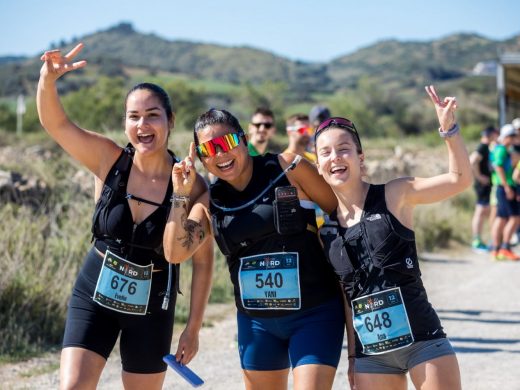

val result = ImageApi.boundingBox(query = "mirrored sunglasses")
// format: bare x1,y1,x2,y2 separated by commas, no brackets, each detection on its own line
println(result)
287,125,312,135
196,132,243,158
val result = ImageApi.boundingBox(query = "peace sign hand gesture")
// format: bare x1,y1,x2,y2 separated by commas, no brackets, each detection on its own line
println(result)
40,43,87,83
172,142,198,197
425,85,457,132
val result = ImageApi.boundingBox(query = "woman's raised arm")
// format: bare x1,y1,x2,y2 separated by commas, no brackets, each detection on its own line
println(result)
387,85,472,208
164,142,212,263
37,43,120,178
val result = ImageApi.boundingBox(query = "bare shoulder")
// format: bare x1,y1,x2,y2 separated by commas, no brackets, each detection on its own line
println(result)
97,141,126,181
385,177,416,228
385,177,414,207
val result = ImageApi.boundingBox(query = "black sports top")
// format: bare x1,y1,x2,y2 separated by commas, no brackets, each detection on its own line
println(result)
210,153,340,317
92,146,176,272
476,142,492,179
320,184,445,354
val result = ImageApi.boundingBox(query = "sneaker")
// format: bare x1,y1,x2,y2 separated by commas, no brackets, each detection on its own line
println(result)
496,248,520,261
491,250,500,261
472,239,488,253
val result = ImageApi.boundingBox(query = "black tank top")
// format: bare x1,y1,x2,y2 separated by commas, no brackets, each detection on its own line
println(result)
210,153,340,317
320,184,445,352
92,146,176,271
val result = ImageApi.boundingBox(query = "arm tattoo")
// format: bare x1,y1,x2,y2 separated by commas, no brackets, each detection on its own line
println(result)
176,202,205,249
179,219,204,249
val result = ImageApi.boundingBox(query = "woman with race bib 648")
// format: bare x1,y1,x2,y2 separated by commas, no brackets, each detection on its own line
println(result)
316,86,471,390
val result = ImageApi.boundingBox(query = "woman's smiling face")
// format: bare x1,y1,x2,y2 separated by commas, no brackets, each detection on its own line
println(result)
124,89,172,155
316,128,364,187
197,124,249,183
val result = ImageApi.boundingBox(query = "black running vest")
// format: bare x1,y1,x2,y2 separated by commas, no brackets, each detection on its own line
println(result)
91,145,177,272
210,153,340,317
320,184,445,353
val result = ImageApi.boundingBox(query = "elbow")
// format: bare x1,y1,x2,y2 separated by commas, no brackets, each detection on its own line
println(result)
164,254,183,264
164,251,188,264
163,241,198,264
460,170,474,189
163,243,184,264
450,171,473,193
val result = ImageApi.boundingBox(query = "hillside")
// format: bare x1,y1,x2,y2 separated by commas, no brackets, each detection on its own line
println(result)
328,33,520,89
1,22,518,98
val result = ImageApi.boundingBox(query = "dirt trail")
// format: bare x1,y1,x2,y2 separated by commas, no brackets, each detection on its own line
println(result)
2,249,520,389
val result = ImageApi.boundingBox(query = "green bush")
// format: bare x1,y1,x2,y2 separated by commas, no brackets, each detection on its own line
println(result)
414,197,472,252
0,102,16,132
62,76,126,132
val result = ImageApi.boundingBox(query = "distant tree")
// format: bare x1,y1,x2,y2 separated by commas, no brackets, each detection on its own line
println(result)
0,103,16,132
163,80,207,130
62,77,126,132
232,81,288,125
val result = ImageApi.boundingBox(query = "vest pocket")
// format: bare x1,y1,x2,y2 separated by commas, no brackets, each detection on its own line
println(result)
326,237,355,275
370,231,419,276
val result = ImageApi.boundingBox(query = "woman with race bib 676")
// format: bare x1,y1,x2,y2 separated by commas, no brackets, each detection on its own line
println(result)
37,43,212,390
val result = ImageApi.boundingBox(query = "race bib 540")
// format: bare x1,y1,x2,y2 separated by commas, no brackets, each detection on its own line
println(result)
239,252,301,310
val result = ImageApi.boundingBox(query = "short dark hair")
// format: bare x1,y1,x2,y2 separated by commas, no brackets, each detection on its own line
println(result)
309,105,331,124
125,82,174,123
193,108,244,146
286,113,309,126
252,107,274,121
482,125,498,137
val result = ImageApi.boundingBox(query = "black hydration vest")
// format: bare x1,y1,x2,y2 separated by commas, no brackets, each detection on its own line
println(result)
210,153,340,317
320,184,445,351
91,144,179,273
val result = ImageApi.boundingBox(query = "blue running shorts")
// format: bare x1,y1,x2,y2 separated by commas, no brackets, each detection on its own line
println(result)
237,298,345,371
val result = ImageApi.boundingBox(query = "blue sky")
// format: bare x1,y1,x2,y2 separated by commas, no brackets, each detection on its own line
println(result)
2,0,518,62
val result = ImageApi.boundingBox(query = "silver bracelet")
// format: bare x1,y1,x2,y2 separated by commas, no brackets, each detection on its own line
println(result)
438,123,460,138
170,194,190,207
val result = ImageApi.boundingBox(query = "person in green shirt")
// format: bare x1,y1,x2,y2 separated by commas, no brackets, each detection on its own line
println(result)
247,107,276,156
490,123,520,261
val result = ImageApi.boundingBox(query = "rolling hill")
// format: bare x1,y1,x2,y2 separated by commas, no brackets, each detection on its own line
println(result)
1,22,519,98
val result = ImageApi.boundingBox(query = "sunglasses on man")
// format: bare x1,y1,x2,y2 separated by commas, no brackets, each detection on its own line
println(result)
251,122,274,129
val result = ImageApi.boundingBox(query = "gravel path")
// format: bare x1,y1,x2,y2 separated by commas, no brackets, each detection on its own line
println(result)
2,249,519,389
